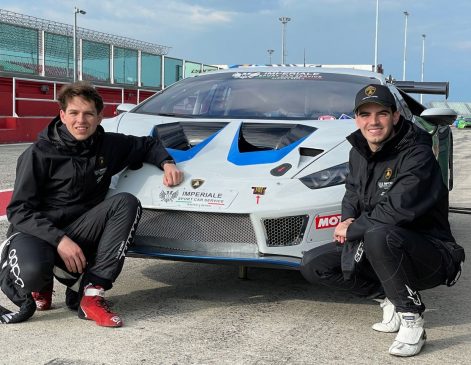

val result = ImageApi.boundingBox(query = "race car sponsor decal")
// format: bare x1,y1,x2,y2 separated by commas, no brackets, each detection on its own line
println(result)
252,187,266,195
232,72,323,80
153,188,238,209
252,187,266,204
270,163,292,176
159,190,179,203
318,115,336,120
315,214,342,229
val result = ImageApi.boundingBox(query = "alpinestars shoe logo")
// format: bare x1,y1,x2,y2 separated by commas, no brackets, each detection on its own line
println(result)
405,284,422,306
111,316,122,325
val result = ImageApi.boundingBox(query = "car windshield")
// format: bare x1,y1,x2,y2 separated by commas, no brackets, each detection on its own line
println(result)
133,71,381,120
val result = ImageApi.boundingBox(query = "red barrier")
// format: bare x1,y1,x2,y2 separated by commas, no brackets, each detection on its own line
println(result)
0,190,13,218
0,117,50,143
0,76,157,143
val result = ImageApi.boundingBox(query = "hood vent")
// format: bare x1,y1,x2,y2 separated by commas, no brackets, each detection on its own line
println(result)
152,121,229,150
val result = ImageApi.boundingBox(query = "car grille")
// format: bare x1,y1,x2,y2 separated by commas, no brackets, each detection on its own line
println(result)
262,215,309,247
136,209,258,245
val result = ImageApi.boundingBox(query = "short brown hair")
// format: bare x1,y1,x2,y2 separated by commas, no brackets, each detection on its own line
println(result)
58,81,104,114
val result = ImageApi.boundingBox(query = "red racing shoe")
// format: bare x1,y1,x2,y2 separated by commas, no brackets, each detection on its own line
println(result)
31,282,54,311
78,285,122,327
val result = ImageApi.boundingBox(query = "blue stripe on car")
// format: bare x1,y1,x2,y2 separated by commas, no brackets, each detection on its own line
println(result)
227,127,309,166
165,131,220,163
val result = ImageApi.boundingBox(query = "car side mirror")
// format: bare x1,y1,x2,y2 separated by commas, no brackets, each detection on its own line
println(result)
420,107,457,126
115,103,136,115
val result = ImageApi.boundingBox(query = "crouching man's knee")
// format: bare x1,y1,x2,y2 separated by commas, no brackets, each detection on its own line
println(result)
6,251,53,292
363,224,401,260
113,192,141,212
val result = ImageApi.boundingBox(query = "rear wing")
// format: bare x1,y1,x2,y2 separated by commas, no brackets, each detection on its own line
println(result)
387,80,451,118
392,81,449,98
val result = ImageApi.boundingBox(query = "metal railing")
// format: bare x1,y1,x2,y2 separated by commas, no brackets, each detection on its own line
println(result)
7,76,157,117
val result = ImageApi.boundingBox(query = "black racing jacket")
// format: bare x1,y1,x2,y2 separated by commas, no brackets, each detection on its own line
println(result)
7,116,172,247
343,117,455,243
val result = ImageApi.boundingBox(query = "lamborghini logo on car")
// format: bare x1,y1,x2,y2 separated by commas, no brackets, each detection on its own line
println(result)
191,179,205,189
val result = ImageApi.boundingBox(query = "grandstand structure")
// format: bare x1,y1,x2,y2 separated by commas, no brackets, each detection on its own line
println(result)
0,8,219,142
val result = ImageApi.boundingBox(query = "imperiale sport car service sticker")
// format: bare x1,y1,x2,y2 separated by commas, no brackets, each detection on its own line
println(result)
231,71,324,80
152,188,238,209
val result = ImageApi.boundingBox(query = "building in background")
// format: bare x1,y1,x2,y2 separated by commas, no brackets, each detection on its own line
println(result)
0,9,219,142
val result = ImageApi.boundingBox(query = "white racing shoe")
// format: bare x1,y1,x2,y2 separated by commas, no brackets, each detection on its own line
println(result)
372,297,401,333
389,312,426,357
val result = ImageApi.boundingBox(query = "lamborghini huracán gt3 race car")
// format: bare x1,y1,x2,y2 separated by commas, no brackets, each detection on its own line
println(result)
101,66,456,279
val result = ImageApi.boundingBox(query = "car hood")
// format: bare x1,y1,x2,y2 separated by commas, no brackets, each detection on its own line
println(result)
102,112,357,179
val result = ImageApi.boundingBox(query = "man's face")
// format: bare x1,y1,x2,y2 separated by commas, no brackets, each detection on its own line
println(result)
59,96,102,141
355,103,400,152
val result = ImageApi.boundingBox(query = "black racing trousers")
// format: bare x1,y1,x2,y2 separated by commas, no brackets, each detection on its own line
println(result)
301,225,449,313
5,193,141,294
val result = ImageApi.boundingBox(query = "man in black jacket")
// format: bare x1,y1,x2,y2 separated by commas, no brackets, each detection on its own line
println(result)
302,84,459,356
1,81,183,327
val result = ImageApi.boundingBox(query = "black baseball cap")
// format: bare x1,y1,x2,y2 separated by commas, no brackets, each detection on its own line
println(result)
354,84,396,113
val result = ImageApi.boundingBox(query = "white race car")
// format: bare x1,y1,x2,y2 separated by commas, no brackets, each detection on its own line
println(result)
101,66,456,277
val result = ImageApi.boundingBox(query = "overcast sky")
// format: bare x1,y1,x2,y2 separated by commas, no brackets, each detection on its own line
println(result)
3,0,471,102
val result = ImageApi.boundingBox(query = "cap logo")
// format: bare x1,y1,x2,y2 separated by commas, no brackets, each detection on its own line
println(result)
365,86,376,96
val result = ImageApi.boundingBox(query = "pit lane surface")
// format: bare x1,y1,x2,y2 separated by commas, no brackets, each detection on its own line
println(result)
0,130,470,365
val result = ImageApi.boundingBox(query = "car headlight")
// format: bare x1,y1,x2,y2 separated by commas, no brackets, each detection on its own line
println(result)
299,162,349,189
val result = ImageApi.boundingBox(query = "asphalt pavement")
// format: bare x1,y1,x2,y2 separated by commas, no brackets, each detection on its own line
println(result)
0,129,470,365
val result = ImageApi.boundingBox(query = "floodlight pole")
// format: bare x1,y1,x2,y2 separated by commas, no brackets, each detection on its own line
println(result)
402,11,409,80
420,34,426,104
374,0,379,72
279,16,291,64
73,6,86,82
267,49,274,64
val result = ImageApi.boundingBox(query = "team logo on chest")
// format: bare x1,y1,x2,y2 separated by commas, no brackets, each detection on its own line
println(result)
98,156,106,167
378,167,394,191
94,156,107,184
